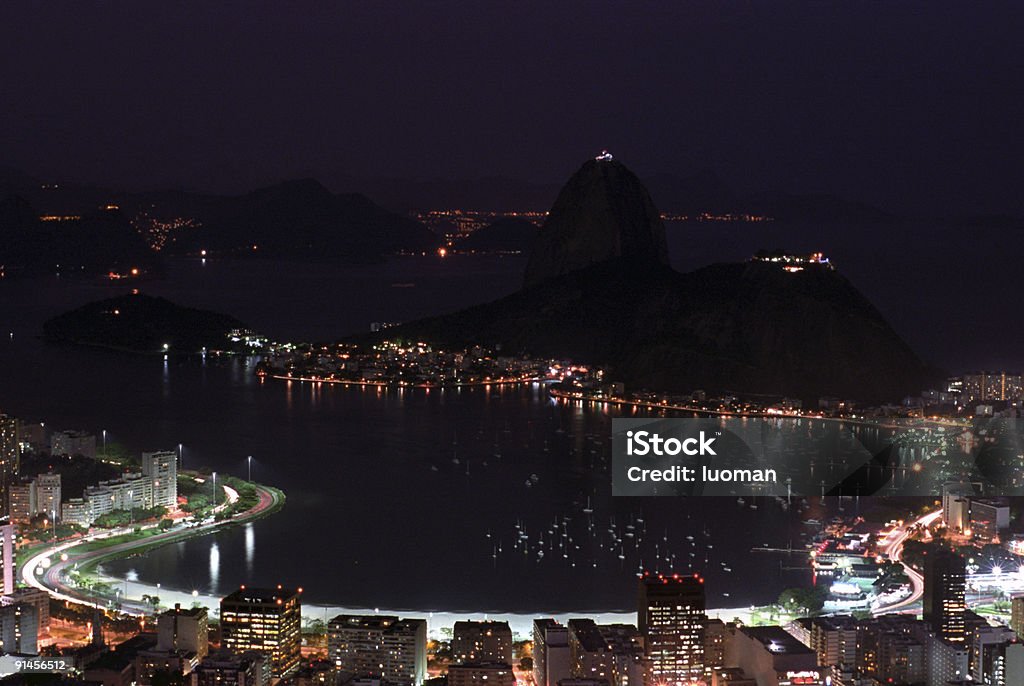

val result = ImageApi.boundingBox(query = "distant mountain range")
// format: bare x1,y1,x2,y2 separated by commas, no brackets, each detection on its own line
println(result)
381,159,936,401
164,178,437,260
0,194,154,275
0,170,439,273
323,167,899,221
0,161,985,279
2,162,905,226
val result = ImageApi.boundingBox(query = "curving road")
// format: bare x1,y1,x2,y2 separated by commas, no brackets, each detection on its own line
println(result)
873,509,942,614
21,482,283,616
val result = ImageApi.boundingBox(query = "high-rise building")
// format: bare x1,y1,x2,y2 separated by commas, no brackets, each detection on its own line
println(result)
61,497,90,527
84,471,154,515
724,626,822,686
972,625,1016,683
922,548,966,643
853,615,926,684
136,649,201,686
8,473,62,523
807,616,856,671
50,429,96,458
942,481,973,532
638,573,706,685
452,620,513,664
569,619,616,684
0,523,14,595
16,421,45,453
327,614,426,686
0,602,38,655
142,451,178,509
927,632,969,685
382,618,427,686
534,619,571,686
194,648,270,686
703,619,727,678
567,619,645,686
968,498,1011,542
0,415,20,518
7,479,35,523
961,371,1023,401
447,662,515,686
157,604,209,659
982,641,1024,686
2,587,51,638
1011,594,1024,638
35,472,61,521
220,586,302,677
596,623,646,686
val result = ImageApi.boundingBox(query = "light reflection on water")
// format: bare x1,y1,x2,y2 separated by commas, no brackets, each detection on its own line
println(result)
0,255,911,612
210,542,220,593
245,523,255,576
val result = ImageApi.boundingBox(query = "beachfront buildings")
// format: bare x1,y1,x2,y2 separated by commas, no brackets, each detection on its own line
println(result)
638,573,706,684
452,620,513,664
8,471,62,523
327,614,427,686
61,450,177,527
220,586,302,678
142,450,178,509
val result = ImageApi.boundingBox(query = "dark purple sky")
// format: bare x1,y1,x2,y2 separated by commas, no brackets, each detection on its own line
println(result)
2,2,1022,215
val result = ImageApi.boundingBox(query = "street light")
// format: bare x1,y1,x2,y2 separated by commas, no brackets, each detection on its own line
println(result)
178,443,183,469
247,455,252,482
102,429,107,456
212,472,217,507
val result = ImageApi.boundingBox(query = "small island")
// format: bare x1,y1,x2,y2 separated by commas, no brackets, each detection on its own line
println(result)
43,293,268,354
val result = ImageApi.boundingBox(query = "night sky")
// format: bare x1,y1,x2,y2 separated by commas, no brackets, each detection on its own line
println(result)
2,3,1023,216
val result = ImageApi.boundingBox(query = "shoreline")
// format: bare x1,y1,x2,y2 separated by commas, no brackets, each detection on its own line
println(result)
20,479,285,616
20,475,762,638
548,388,971,431
264,373,542,389
87,571,761,638
20,464,934,641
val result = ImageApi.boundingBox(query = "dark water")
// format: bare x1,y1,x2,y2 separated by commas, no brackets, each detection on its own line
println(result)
12,213,1005,611
0,250,822,612
0,218,1013,612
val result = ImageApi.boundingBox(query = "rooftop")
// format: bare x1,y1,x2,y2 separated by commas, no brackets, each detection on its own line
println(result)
740,626,815,655
221,585,302,605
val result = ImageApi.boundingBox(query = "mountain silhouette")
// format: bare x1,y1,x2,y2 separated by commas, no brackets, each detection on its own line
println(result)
524,159,669,287
384,157,934,401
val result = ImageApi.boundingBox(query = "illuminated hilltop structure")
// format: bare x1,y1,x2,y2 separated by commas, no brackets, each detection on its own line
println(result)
752,249,835,272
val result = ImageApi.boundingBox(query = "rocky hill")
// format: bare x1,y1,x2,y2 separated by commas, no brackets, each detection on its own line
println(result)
43,293,256,354
383,157,934,401
524,159,668,287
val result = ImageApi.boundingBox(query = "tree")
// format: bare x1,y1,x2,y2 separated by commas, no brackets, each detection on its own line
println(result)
777,587,827,615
